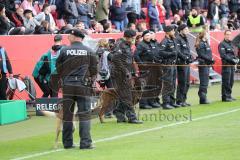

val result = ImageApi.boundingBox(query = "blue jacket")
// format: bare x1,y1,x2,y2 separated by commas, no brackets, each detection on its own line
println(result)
148,3,159,24
76,2,89,22
110,4,126,21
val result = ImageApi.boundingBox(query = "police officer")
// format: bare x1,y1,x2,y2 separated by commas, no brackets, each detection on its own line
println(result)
175,24,193,107
110,29,143,124
0,46,13,100
56,29,98,149
134,30,161,109
158,25,180,109
218,30,239,102
195,30,215,104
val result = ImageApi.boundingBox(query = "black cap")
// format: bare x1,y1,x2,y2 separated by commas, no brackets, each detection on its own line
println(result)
23,9,33,15
124,29,136,38
163,25,174,32
178,24,188,32
0,4,4,12
142,30,151,37
54,34,63,42
66,29,85,39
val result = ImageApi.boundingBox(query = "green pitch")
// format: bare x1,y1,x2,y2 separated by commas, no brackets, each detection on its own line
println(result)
0,82,240,160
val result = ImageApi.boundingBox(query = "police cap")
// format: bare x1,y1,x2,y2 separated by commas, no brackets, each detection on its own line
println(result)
124,29,137,38
178,24,188,32
67,29,85,39
142,30,151,37
164,25,174,33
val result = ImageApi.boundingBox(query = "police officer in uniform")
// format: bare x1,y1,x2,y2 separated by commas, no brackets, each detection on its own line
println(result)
110,29,143,124
175,24,193,107
218,30,239,102
0,46,13,100
56,29,98,149
158,26,180,109
195,30,215,104
134,30,161,109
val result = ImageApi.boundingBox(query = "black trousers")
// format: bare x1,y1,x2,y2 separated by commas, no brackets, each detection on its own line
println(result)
34,77,52,97
222,66,235,99
111,73,137,121
139,65,162,105
198,66,210,101
62,86,92,148
176,66,190,103
0,73,7,100
162,66,176,105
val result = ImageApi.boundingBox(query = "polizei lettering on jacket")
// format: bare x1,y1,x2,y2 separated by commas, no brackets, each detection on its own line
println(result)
67,49,88,56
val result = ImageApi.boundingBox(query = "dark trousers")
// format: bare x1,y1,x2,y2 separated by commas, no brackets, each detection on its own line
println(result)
162,66,176,104
0,73,7,100
49,74,60,97
222,66,234,99
198,66,210,101
34,77,52,98
139,65,162,105
176,66,190,103
62,89,92,148
111,74,137,121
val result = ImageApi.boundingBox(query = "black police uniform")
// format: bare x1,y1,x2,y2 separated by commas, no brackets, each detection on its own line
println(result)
56,31,98,149
196,40,214,104
158,36,178,109
110,38,141,123
134,39,161,109
175,33,193,106
218,39,238,101
0,47,12,100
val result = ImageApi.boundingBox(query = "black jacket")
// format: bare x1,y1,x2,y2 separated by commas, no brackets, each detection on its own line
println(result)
157,36,178,65
110,39,134,76
56,41,98,85
0,16,11,35
175,34,192,64
0,47,13,74
219,40,238,65
134,40,155,63
196,40,213,65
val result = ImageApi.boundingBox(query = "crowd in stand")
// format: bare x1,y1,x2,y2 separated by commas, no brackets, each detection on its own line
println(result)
0,0,240,35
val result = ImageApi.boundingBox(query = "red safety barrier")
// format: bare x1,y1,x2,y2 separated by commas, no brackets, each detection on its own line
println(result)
0,31,238,99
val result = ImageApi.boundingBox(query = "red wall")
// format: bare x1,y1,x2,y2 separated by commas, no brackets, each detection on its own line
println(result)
0,31,238,99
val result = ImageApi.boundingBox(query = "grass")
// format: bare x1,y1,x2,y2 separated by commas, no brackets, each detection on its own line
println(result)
0,82,240,160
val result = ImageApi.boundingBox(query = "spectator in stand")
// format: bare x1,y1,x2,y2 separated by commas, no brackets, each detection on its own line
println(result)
103,21,120,33
23,9,40,33
74,21,89,34
58,23,73,33
148,0,163,31
128,0,141,17
95,0,109,26
202,10,209,24
127,23,137,31
137,21,147,32
172,0,182,15
172,14,182,28
90,20,104,33
229,0,240,13
20,0,37,16
157,0,166,28
55,0,65,19
227,12,240,30
34,4,56,32
10,7,24,27
0,4,26,35
76,0,90,29
110,0,126,31
34,20,53,34
64,0,79,26
208,0,220,28
219,0,230,29
0,0,16,17
191,0,205,9
163,0,171,19
182,0,191,13
187,8,205,33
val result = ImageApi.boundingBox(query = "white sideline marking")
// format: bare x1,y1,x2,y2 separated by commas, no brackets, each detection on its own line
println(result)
11,108,240,160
